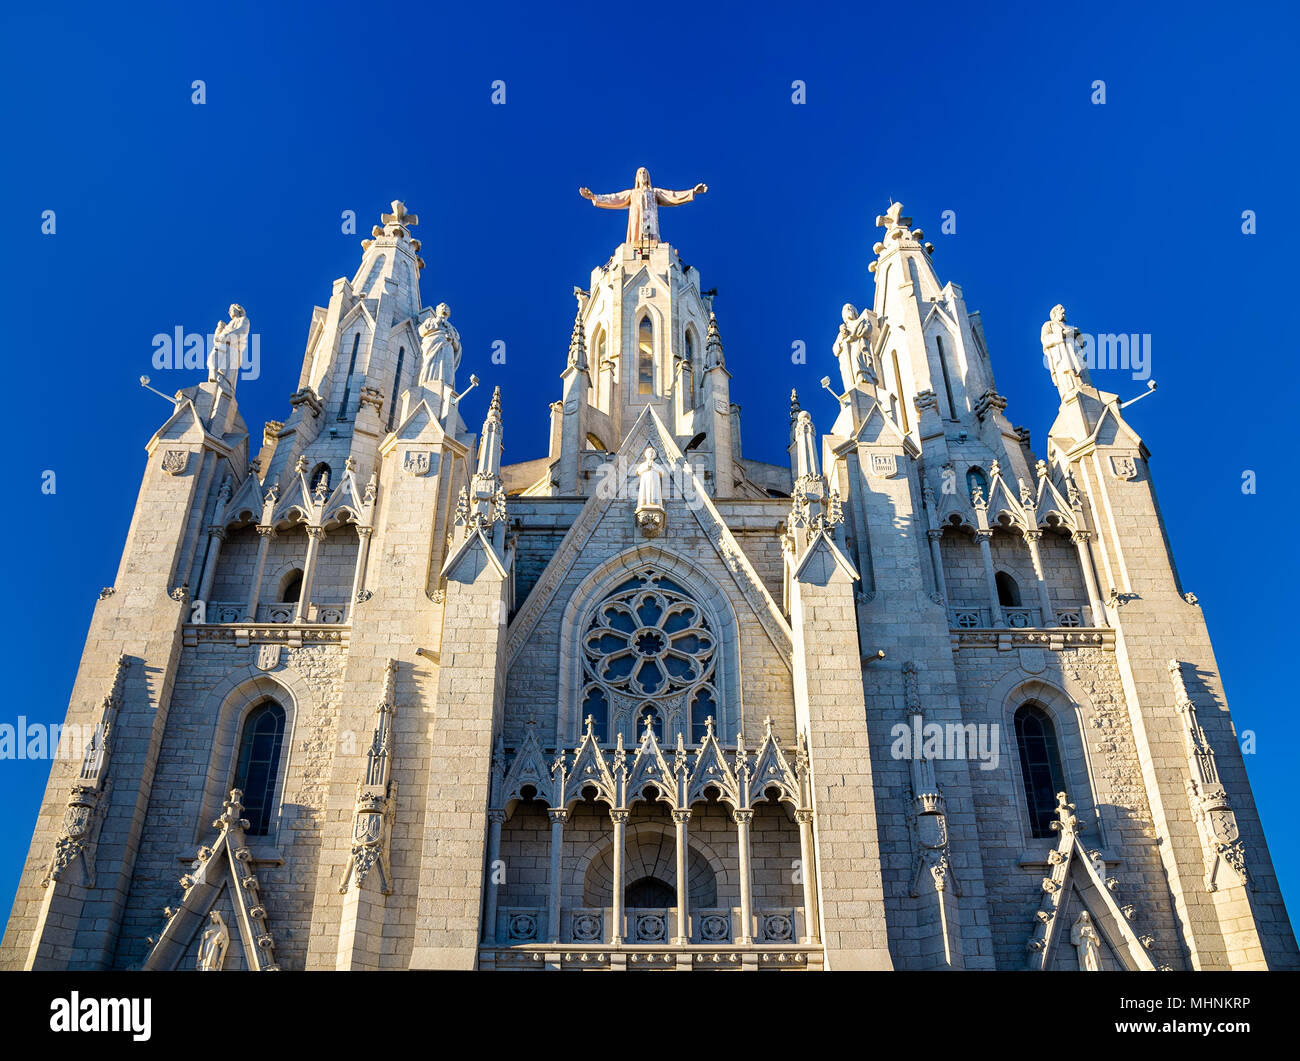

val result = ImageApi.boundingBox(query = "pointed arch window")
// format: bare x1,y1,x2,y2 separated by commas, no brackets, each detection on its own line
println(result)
891,350,910,434
387,346,405,432
339,333,361,421
279,569,303,603
996,571,1022,607
1014,702,1067,838
233,700,286,836
935,334,957,420
638,317,654,395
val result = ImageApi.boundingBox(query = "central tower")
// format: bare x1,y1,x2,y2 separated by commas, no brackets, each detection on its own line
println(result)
518,169,751,500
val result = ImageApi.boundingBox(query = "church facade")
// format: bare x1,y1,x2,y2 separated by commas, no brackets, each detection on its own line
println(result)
3,179,1296,971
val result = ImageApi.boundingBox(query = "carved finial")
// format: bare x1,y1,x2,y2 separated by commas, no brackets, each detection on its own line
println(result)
705,715,716,740
1050,791,1079,835
705,312,725,370
584,714,595,738
345,455,357,474
1035,459,1048,480
567,302,587,371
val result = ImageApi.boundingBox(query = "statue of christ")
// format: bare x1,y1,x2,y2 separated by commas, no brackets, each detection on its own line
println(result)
579,167,707,244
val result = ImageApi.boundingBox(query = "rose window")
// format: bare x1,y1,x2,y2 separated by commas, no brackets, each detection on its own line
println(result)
581,572,718,743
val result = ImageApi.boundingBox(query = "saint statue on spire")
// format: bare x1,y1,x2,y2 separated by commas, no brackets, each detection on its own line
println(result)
579,167,707,244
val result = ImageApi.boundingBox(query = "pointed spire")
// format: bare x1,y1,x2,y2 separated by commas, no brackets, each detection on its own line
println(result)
567,296,588,372
705,311,725,369
476,387,503,480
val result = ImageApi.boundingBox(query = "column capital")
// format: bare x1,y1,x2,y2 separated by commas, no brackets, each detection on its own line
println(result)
547,808,570,825
973,530,993,544
207,525,229,541
256,525,277,540
356,525,374,540
732,809,754,826
1071,529,1092,544
306,525,327,542
1022,528,1043,543
926,528,945,542
794,808,815,825
487,809,507,825
671,809,692,825
609,809,630,825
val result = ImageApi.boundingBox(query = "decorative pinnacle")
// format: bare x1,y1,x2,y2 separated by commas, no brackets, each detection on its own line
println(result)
487,386,502,420
706,311,724,364
567,302,588,371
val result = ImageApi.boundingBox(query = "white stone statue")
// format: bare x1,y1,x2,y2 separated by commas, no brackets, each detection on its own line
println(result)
1040,304,1090,398
580,167,707,244
1071,910,1102,971
833,302,877,390
794,410,820,484
419,303,462,388
208,304,249,391
196,909,230,971
634,446,665,510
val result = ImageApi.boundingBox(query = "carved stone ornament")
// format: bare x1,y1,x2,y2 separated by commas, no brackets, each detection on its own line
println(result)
870,453,897,478
1109,455,1138,481
255,644,283,672
403,450,431,477
161,450,189,476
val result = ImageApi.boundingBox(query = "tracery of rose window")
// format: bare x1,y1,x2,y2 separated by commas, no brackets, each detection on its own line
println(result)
579,572,718,744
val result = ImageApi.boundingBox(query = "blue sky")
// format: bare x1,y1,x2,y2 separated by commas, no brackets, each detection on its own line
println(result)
1,1,1296,938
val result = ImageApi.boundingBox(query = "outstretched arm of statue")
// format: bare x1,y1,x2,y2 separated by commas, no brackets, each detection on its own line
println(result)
654,183,708,206
581,188,632,208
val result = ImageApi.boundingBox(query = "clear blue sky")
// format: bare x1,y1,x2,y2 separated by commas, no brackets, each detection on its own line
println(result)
2,1,1296,939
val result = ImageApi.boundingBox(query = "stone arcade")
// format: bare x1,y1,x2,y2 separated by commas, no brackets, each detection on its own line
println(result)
3,179,1296,971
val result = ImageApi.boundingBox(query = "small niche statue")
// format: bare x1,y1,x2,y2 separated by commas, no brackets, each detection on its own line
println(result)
196,909,230,971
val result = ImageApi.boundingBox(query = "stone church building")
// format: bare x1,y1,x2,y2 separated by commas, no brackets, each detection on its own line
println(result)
3,177,1295,971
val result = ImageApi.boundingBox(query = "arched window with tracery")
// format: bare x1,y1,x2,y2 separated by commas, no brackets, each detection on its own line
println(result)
1014,702,1067,838
580,570,717,745
638,316,654,395
233,700,286,836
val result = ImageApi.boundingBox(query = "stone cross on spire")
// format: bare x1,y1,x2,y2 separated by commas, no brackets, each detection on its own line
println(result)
381,200,419,235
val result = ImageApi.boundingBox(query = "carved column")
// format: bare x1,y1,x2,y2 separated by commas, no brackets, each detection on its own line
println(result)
1072,530,1106,626
974,530,1004,627
196,526,228,605
245,526,275,621
609,809,628,945
349,526,373,618
926,528,948,604
294,526,326,623
734,809,755,944
1022,529,1054,626
795,809,821,943
546,808,568,943
672,809,691,945
483,810,505,943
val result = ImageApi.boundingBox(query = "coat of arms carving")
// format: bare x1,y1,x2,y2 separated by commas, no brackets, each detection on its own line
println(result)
161,450,189,476
1110,455,1138,480
870,453,897,478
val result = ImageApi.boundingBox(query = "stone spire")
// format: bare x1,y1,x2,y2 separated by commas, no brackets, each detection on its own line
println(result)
567,297,588,372
476,387,503,480
705,311,725,370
